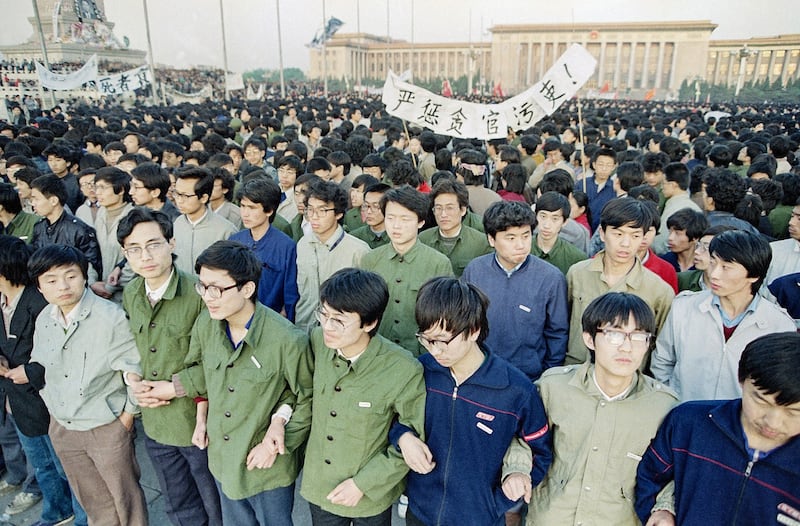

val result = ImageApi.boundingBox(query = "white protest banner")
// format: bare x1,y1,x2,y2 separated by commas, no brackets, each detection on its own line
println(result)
382,44,597,139
166,85,213,104
383,71,508,140
35,55,98,90
226,73,244,92
94,65,151,95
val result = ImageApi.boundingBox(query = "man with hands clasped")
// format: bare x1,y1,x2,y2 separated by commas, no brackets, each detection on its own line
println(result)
393,277,553,526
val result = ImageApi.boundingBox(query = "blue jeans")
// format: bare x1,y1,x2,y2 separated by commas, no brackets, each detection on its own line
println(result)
13,421,87,525
215,479,294,526
144,435,222,526
0,413,37,494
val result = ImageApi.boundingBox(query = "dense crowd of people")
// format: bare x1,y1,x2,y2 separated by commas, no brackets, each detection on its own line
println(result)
0,91,798,526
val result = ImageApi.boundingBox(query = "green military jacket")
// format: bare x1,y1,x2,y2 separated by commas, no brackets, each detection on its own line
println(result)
3,211,38,243
418,225,492,277
463,210,485,232
300,328,426,518
177,303,313,500
531,235,588,276
272,213,295,239
123,269,204,447
343,206,365,232
360,240,453,354
350,225,390,249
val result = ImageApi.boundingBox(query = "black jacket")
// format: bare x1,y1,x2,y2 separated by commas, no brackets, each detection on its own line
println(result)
32,211,102,278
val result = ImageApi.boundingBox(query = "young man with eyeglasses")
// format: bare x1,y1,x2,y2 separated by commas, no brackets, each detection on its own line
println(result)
230,177,299,321
350,183,391,249
418,180,491,278
518,292,677,526
129,162,181,222
652,230,795,402
462,200,568,382
139,240,312,525
301,268,425,526
172,167,237,275
574,148,618,232
392,277,552,526
117,208,222,526
359,186,453,354
295,181,370,332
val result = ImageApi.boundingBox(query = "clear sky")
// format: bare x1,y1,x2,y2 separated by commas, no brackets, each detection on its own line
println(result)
1,0,797,73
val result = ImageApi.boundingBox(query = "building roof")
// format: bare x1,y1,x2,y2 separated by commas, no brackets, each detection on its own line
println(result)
489,20,718,33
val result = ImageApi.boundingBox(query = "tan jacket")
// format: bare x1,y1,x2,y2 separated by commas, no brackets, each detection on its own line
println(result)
525,363,678,526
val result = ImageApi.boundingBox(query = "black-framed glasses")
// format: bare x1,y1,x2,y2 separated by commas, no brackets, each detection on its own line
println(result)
416,330,464,352
194,281,239,299
305,207,335,218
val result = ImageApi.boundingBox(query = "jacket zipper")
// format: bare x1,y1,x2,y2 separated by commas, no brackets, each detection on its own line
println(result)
731,451,758,524
435,384,459,526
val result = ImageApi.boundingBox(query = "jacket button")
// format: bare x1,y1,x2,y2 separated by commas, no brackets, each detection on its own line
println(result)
151,371,158,377
225,411,231,417
324,459,331,464
394,299,400,304
395,278,402,283
327,435,333,441
330,411,337,417
228,386,235,392
223,435,229,441
394,319,400,324
334,386,341,392
227,363,234,368
149,347,157,353
149,322,156,328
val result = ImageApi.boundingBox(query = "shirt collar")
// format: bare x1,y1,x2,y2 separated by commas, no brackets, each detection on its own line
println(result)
50,289,89,329
712,293,760,327
493,254,528,277
145,269,175,303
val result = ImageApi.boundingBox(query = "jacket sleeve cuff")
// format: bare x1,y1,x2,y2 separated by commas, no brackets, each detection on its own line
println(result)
172,373,187,398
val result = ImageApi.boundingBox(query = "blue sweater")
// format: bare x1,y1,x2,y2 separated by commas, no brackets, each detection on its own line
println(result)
462,255,568,380
575,176,616,232
636,399,800,525
230,226,299,322
396,351,552,526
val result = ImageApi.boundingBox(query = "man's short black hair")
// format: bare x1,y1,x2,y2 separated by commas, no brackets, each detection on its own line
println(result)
536,191,570,219
704,169,747,213
175,167,214,201
131,162,171,202
319,268,388,337
483,200,535,238
430,179,469,210
0,235,32,287
581,292,656,362
709,229,771,294
28,244,89,284
236,178,281,222
95,167,132,199
738,332,800,405
538,169,573,196
664,162,690,190
117,208,174,247
380,186,428,221
666,209,708,241
30,174,68,206
0,182,23,215
195,240,261,299
415,277,490,345
305,180,348,218
616,161,645,193
599,197,653,232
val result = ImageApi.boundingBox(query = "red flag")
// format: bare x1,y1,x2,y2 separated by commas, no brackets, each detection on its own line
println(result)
441,79,453,98
599,81,610,93
644,88,656,101
492,81,504,98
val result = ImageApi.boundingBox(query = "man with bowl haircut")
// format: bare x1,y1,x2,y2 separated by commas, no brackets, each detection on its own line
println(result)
27,244,147,526
637,332,800,525
463,200,569,381
301,268,426,525
395,277,552,526
161,240,312,525
524,292,678,526
118,208,222,526
359,186,453,354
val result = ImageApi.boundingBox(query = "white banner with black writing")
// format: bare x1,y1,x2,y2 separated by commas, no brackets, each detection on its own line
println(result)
93,65,152,95
382,44,597,139
35,54,98,90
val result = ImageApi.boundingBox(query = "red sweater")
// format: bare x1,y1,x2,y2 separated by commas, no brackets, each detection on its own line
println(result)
643,249,678,293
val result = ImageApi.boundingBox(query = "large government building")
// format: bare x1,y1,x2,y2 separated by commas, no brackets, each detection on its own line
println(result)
309,20,800,97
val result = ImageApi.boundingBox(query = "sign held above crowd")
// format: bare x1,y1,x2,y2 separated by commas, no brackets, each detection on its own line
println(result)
382,44,597,140
35,54,98,90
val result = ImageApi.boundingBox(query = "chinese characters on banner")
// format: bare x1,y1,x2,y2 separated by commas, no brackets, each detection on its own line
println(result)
35,55,98,90
94,65,152,95
382,44,597,140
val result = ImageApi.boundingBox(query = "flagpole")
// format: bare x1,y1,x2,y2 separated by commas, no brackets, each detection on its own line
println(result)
141,0,162,105
218,0,230,101
322,0,328,98
276,0,286,98
355,0,361,93
31,0,56,108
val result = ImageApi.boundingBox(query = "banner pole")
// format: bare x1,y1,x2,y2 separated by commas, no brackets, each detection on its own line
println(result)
31,0,56,108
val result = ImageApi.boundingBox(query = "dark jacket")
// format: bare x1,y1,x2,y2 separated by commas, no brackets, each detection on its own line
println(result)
0,286,50,437
636,399,800,525
32,211,102,279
